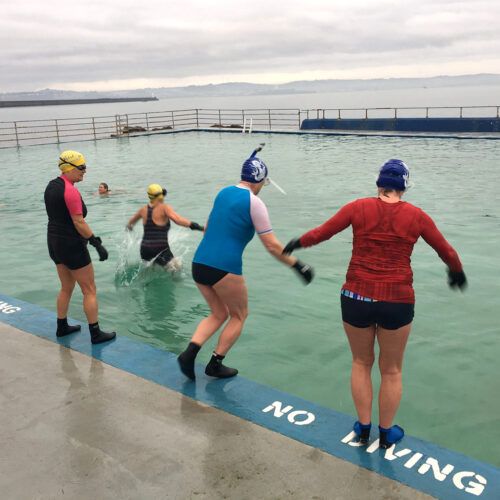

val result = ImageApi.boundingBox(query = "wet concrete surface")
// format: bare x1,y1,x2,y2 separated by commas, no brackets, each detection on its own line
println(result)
0,322,433,499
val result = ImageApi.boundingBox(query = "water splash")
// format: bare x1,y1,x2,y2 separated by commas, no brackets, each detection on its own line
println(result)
114,226,194,287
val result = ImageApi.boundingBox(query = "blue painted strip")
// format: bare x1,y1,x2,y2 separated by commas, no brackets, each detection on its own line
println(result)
1,293,499,499
301,117,500,133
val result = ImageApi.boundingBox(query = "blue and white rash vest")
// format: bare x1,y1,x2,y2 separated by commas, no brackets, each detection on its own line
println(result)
193,184,273,275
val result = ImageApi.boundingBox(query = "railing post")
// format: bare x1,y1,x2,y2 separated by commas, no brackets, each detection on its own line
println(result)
306,109,310,119
196,109,199,128
316,109,320,119
365,109,368,120
14,122,19,147
92,117,97,139
171,111,175,129
459,107,463,118
115,115,120,136
125,114,129,130
268,109,272,129
242,109,245,128
338,109,341,119
497,106,499,118
298,110,301,129
322,109,325,119
426,107,429,118
55,119,60,143
145,113,149,131
394,108,397,119
218,109,222,128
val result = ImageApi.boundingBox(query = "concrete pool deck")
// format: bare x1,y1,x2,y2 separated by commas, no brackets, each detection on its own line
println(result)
0,293,498,499
0,322,430,499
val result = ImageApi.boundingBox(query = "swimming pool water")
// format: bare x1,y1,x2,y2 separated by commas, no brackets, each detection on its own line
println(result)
0,130,499,466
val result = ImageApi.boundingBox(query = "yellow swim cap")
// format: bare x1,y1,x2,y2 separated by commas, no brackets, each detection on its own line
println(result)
59,150,86,173
147,183,167,200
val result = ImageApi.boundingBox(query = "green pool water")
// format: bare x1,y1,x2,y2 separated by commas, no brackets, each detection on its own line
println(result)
1,131,499,466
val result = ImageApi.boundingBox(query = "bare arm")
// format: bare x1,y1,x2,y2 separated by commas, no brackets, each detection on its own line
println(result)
259,232,297,267
71,214,94,239
165,204,191,227
127,207,144,230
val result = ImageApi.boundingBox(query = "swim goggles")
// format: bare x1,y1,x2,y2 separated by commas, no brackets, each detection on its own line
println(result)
59,158,87,171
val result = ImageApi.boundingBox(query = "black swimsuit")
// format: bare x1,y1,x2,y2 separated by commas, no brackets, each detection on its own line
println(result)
140,205,174,266
44,177,91,270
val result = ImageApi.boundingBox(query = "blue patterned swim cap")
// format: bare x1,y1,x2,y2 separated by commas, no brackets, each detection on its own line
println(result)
241,147,268,183
376,159,410,191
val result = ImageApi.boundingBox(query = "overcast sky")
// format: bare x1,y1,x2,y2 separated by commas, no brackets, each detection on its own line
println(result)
1,0,500,92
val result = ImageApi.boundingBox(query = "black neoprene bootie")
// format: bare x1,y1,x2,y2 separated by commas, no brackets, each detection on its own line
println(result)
89,322,116,344
177,342,201,380
56,318,81,338
205,353,238,378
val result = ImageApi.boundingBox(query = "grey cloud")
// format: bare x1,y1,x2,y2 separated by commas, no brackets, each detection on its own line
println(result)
1,0,499,90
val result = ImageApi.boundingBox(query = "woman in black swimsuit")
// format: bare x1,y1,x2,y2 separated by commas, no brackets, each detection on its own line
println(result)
127,184,204,267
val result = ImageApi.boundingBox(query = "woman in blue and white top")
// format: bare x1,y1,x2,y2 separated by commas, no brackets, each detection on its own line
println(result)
178,146,314,380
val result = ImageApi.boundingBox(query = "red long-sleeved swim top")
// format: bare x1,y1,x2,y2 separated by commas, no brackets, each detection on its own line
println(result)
299,197,463,303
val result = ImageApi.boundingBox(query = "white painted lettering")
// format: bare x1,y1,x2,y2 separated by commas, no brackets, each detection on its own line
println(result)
404,453,423,469
340,434,488,496
366,439,380,453
418,458,454,481
262,401,293,417
3,306,20,314
340,431,365,447
452,472,487,497
262,402,315,426
384,447,412,461
0,302,21,314
287,410,315,426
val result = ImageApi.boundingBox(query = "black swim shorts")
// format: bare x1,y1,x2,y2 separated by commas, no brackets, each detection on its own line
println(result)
140,245,174,266
340,294,414,330
192,262,228,286
47,234,91,270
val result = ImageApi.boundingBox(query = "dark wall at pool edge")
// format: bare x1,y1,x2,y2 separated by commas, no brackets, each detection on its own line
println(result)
301,117,500,133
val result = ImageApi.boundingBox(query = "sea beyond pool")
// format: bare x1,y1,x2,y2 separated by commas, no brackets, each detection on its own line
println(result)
0,129,499,467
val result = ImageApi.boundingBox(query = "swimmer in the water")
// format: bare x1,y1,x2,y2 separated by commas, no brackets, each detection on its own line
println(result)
44,150,117,344
98,182,110,195
283,159,466,448
177,146,314,381
127,183,204,267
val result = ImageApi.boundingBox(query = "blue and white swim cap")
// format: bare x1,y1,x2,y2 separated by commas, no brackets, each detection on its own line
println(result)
376,159,410,191
241,147,268,184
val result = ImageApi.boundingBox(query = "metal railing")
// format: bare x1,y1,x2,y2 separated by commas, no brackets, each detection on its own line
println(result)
0,106,498,148
306,105,500,120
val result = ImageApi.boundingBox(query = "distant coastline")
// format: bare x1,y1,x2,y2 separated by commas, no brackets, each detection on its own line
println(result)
1,74,499,102
0,97,158,108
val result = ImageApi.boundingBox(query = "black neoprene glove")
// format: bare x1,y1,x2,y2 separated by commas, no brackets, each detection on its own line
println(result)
189,222,204,231
282,237,303,255
292,259,314,285
447,269,467,290
88,235,108,262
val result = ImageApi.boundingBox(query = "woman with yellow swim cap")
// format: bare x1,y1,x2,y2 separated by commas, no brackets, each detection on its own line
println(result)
44,150,116,344
127,183,204,267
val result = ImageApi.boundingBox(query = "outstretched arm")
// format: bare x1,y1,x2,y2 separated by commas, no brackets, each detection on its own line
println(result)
300,203,353,247
259,232,297,266
127,208,143,230
420,212,462,271
165,204,191,227
283,203,353,255
165,204,204,230
420,211,466,290
251,195,313,284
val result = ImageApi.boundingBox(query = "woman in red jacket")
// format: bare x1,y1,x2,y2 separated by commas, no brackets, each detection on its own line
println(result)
283,159,466,448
